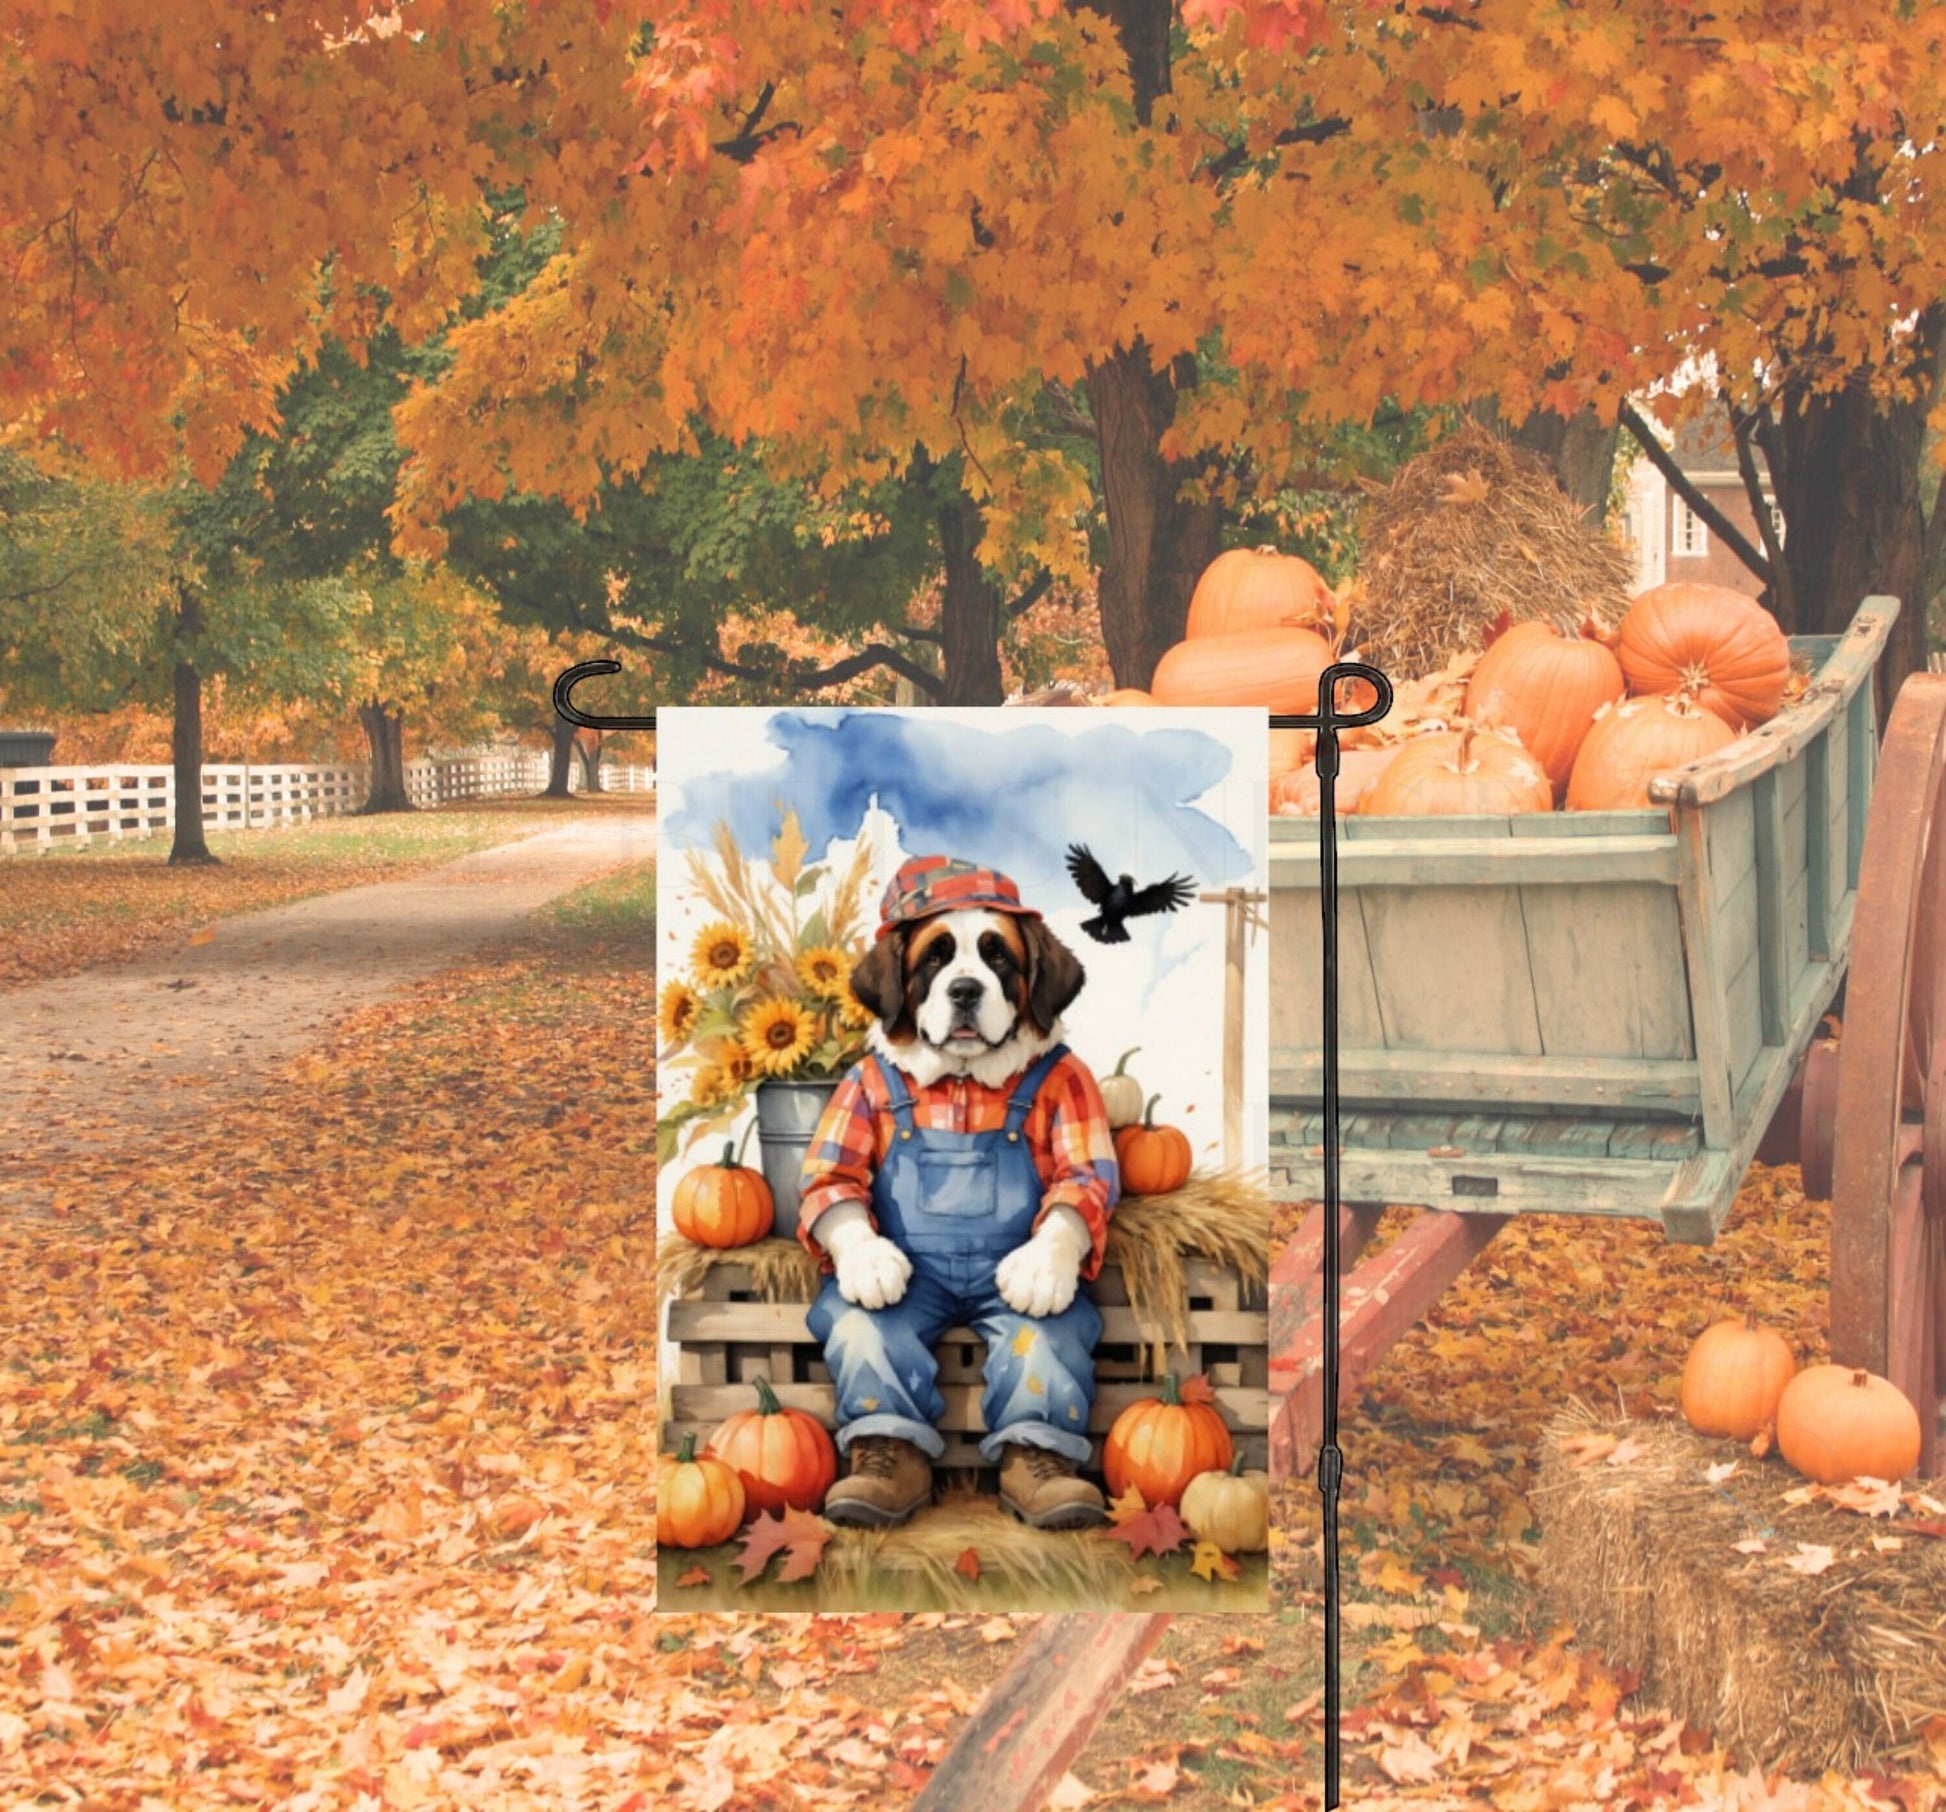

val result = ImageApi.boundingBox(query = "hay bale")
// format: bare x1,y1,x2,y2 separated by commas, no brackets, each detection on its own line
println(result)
1536,1401,1946,1773
1351,419,1635,677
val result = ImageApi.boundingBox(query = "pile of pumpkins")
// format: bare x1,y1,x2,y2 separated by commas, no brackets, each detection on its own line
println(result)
1101,545,1795,818
658,1367,1269,1556
1680,1311,1923,1485
670,1051,1195,1252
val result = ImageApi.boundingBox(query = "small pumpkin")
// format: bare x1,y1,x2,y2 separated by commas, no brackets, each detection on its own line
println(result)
1617,582,1792,729
1270,745,1404,817
1114,1093,1193,1195
704,1376,838,1514
1775,1364,1923,1485
1104,1373,1235,1508
1150,626,1377,715
1565,691,1737,811
671,1122,775,1249
1180,1452,1269,1553
1184,544,1335,640
1680,1311,1797,1441
1358,721,1553,818
1101,688,1157,706
657,1432,747,1549
1464,617,1626,798
1098,1048,1147,1130
1269,727,1314,776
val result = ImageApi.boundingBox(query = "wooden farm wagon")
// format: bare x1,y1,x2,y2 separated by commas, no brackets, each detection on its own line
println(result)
908,595,1946,1812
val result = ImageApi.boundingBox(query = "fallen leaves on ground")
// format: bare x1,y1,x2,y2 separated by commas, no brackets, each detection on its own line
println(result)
734,1509,833,1585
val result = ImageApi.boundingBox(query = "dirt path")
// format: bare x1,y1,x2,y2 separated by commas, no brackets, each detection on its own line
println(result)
0,812,654,1207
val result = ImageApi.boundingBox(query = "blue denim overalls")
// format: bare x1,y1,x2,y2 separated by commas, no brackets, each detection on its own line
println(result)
805,1044,1108,1465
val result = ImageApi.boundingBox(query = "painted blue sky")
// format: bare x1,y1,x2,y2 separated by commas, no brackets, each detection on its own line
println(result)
661,708,1255,901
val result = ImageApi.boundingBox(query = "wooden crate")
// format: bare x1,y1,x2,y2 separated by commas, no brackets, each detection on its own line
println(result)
662,1257,1268,1475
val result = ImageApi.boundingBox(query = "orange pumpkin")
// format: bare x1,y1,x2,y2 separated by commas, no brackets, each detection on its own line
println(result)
1103,1373,1235,1507
1565,692,1736,811
704,1377,838,1514
1269,727,1314,776
1114,1093,1193,1195
658,1432,747,1549
1775,1364,1923,1485
1464,618,1626,798
1359,722,1553,817
1270,746,1403,816
1150,627,1372,715
1101,688,1156,706
1680,1312,1797,1441
1617,582,1791,729
1184,544,1334,639
671,1126,774,1249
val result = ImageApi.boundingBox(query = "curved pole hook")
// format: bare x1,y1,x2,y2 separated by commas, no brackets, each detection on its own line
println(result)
553,660,658,731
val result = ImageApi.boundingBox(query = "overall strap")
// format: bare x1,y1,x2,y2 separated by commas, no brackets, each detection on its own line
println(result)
1003,1042,1069,1132
870,1055,917,1131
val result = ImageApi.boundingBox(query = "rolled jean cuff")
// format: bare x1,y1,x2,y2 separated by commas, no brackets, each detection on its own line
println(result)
836,1412,946,1461
981,1422,1095,1467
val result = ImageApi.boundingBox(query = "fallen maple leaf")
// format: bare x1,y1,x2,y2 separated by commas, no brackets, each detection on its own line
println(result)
1824,1476,1902,1517
1781,1542,1836,1576
954,1547,981,1581
1177,1373,1217,1405
1127,1575,1165,1596
1107,1482,1149,1525
1705,1460,1740,1483
734,1507,831,1583
1376,1730,1442,1784
1190,1541,1240,1582
1871,1534,1905,1553
1605,1435,1649,1467
1749,1425,1776,1458
1101,1501,1188,1560
674,1564,712,1587
1439,468,1491,507
1732,1537,1768,1555
1562,1431,1619,1467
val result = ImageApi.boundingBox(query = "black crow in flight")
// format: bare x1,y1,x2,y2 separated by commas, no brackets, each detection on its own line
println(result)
1064,844,1197,945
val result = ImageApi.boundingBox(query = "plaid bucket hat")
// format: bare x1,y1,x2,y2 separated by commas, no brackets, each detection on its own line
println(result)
875,854,1042,940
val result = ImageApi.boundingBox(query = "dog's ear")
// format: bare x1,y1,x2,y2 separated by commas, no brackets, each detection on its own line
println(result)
1022,917,1086,1034
848,930,914,1041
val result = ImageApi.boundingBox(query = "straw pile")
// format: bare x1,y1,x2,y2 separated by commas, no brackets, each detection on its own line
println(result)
657,1166,1270,1365
1350,418,1635,677
1536,1400,1946,1773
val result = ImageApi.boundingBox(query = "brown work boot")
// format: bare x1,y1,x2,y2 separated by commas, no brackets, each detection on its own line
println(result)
823,1436,934,1529
997,1442,1107,1530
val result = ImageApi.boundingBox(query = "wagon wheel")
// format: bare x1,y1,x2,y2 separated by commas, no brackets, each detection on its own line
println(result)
1827,673,1946,1478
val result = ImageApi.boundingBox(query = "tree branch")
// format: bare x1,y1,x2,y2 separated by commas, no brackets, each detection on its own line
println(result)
1619,401,1773,587
1205,115,1351,185
1005,568,1055,621
1727,397,1792,628
710,83,802,162
597,615,943,696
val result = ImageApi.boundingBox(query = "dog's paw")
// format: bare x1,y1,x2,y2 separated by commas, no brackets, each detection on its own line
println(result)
996,1239,1081,1320
835,1237,912,1311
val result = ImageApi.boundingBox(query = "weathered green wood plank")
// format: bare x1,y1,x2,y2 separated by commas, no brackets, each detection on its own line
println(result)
1847,681,1874,887
1806,723,1832,959
1751,768,1790,1046
1271,834,1679,888
1605,1119,1705,1163
1270,880,1386,1054
1277,1148,1689,1217
1497,1116,1623,1160
1341,813,1515,841
1674,797,1740,1152
1358,885,1544,1055
1270,1049,1703,1116
1778,752,1809,988
1724,941,1765,1102
1519,881,1694,1059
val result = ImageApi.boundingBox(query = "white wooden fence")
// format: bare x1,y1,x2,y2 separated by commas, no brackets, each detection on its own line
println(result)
0,750,655,854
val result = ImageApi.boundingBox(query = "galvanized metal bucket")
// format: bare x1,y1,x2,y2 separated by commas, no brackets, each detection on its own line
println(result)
752,1078,841,1240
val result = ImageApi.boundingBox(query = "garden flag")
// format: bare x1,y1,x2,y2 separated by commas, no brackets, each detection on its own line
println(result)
653,704,1272,1613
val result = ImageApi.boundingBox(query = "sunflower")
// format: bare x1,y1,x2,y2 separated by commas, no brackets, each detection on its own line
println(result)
795,944,851,999
715,1043,756,1088
835,986,875,1033
658,978,701,1044
692,920,756,987
741,996,819,1077
687,1062,734,1107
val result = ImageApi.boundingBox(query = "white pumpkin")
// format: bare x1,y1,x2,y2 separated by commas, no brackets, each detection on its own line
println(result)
1099,1048,1146,1129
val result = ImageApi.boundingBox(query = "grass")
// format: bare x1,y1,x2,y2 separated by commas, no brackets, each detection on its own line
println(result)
540,857,657,936
0,797,649,988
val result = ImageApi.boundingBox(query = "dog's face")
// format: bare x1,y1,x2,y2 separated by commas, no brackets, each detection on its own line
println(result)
849,908,1086,1084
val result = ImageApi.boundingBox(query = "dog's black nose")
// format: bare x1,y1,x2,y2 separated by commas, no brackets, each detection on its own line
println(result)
946,977,984,1008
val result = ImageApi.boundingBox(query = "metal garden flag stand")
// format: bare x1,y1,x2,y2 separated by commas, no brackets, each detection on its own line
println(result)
561,659,1395,1812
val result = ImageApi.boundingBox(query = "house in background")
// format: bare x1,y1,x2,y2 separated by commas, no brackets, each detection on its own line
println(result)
1616,412,1779,600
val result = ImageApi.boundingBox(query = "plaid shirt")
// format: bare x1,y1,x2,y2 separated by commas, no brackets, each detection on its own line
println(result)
797,1050,1120,1281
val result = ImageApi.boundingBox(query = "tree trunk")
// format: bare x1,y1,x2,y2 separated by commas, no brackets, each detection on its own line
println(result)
545,711,578,798
357,701,414,813
1086,344,1224,689
1470,399,1621,522
168,582,216,866
936,490,1007,704
576,730,604,792
1758,304,1944,723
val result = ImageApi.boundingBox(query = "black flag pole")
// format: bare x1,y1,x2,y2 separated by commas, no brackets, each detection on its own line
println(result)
558,657,1395,1809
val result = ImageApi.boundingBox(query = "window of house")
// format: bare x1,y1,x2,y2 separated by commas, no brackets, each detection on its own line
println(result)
1673,499,1709,557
